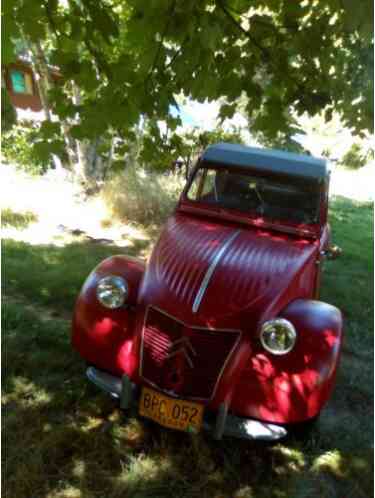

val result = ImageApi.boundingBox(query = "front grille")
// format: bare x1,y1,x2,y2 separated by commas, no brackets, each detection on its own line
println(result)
140,307,241,400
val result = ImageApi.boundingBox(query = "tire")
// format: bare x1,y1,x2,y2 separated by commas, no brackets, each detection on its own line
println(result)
286,414,320,440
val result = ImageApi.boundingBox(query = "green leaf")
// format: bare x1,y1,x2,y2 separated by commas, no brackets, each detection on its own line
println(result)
40,121,60,138
70,125,87,141
2,5,20,64
219,103,236,121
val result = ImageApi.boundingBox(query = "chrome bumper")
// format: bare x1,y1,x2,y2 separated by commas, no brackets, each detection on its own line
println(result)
86,366,287,441
87,366,122,397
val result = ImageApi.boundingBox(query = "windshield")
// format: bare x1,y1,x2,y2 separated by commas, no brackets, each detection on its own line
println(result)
186,166,321,225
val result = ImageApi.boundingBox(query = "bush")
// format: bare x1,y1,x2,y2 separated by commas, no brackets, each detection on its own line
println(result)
101,164,186,226
1,121,50,175
1,208,38,229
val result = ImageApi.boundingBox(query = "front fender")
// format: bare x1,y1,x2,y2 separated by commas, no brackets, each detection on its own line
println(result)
72,255,145,379
231,299,343,424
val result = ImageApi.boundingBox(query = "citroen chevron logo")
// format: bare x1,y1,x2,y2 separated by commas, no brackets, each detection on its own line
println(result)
166,337,196,368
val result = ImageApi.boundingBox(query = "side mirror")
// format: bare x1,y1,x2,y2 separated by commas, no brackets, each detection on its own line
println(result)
321,245,343,260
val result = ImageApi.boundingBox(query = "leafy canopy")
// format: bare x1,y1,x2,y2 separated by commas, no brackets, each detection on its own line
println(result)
139,125,245,172
3,0,373,155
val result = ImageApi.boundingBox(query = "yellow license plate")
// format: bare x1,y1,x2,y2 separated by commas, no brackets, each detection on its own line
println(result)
139,386,204,433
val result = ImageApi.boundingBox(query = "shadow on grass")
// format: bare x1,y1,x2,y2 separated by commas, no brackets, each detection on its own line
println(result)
3,302,373,498
2,235,151,315
2,195,374,498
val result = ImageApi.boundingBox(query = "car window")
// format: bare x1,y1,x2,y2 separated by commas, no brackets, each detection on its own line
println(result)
187,166,321,225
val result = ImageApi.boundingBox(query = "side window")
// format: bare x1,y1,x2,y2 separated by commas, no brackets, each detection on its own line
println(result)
187,169,204,201
10,70,33,95
187,169,218,202
200,170,217,199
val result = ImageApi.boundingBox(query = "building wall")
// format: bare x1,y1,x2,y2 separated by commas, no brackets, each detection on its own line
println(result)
4,61,43,113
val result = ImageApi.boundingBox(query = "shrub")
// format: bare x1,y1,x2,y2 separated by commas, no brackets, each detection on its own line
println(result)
1,208,38,229
1,121,50,175
101,164,186,227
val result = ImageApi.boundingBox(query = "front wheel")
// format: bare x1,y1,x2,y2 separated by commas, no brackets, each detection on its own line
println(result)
286,414,320,440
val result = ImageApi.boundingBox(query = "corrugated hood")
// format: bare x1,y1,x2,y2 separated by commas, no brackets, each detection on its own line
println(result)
138,213,319,330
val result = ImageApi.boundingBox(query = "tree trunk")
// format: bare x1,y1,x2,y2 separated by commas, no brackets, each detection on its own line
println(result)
71,84,101,188
185,154,191,180
31,41,52,119
25,38,109,191
27,39,76,170
102,136,115,182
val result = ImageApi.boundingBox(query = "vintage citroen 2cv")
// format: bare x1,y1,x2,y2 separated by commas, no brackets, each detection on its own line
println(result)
72,143,343,441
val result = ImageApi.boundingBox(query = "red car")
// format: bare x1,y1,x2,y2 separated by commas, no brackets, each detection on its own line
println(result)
72,143,343,441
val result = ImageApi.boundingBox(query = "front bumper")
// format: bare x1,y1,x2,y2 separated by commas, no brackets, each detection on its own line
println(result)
86,366,287,441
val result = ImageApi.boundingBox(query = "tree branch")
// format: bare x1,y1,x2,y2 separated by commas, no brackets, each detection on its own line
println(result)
217,1,308,102
165,35,189,71
222,2,299,34
145,0,177,89
84,36,112,80
216,1,271,61
44,1,64,40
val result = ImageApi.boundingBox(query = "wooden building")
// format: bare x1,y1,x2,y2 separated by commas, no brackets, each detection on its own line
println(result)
3,58,61,120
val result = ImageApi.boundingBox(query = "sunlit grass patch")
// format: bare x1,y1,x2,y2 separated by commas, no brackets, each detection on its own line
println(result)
1,207,38,229
312,449,346,477
4,377,52,407
271,446,306,474
321,196,373,353
112,416,149,450
44,485,83,498
112,454,179,497
310,449,374,497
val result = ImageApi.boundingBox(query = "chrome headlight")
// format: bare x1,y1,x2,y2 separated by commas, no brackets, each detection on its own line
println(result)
260,318,297,355
96,275,128,309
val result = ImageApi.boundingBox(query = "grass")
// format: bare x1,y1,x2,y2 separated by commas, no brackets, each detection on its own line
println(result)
2,195,374,498
322,196,373,354
3,237,150,315
101,167,185,226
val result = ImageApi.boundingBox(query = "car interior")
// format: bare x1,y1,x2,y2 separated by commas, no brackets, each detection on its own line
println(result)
188,167,320,224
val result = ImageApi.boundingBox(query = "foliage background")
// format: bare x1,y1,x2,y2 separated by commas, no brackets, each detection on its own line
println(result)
2,0,373,186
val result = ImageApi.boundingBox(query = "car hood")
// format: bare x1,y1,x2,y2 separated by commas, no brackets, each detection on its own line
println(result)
138,213,319,330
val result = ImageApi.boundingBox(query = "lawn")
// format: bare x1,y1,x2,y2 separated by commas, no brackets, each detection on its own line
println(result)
2,195,374,498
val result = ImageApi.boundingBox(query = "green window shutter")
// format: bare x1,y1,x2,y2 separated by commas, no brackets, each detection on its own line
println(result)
10,70,26,94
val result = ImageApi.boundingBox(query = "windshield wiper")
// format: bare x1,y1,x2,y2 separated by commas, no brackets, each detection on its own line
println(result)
249,181,265,214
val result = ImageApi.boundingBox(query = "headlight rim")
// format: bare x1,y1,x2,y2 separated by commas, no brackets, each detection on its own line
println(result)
96,274,129,309
260,318,297,355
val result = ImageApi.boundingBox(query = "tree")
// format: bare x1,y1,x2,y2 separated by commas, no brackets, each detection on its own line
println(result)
3,0,373,185
338,142,374,169
110,0,373,136
140,123,245,177
1,88,17,133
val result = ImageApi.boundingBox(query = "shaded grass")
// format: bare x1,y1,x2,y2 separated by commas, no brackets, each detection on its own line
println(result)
2,236,150,314
3,302,373,498
2,195,374,498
